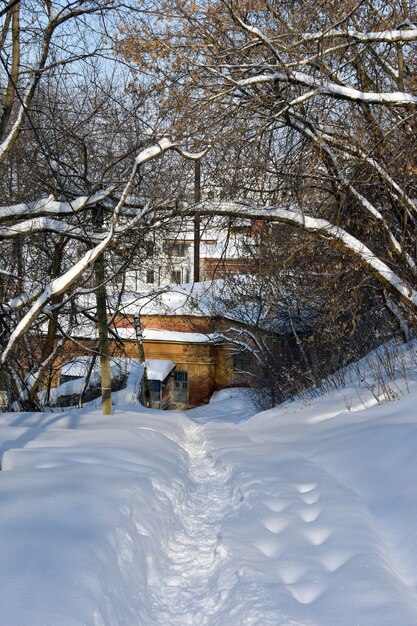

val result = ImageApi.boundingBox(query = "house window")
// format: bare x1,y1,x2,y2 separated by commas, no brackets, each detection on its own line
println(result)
149,380,161,404
146,269,155,284
171,270,182,284
173,371,188,403
233,350,253,373
165,242,188,257
144,240,155,256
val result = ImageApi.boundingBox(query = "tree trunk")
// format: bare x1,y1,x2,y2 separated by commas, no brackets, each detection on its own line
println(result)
193,158,201,282
78,352,98,408
28,241,64,405
95,255,112,415
133,313,152,407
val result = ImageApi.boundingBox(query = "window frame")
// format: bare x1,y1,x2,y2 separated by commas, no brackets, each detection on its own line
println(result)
232,350,253,373
173,370,188,403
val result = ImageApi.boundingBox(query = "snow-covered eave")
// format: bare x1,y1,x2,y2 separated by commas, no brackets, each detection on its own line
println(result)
139,311,214,319
130,310,282,329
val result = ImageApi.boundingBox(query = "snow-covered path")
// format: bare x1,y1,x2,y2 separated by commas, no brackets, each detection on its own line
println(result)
148,421,235,625
3,355,417,626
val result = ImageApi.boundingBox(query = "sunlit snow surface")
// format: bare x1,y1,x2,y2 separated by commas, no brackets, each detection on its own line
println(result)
2,347,417,624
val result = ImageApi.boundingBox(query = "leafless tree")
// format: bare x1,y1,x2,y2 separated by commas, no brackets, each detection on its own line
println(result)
0,1,207,408
119,0,417,316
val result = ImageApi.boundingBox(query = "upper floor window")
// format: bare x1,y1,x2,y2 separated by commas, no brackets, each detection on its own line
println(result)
146,269,155,284
171,270,182,284
164,241,189,257
233,350,253,373
144,240,156,256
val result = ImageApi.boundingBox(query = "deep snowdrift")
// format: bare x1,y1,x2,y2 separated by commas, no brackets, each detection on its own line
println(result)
1,343,417,625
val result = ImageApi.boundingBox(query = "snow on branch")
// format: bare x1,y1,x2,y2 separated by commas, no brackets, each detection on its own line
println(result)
212,331,262,363
0,217,101,240
231,12,281,61
301,28,417,43
0,268,19,279
136,137,209,165
0,138,208,364
0,88,32,164
192,203,417,313
1,232,115,365
234,11,417,46
287,116,417,274
236,71,417,106
17,331,69,409
216,325,274,359
0,189,111,223
319,131,417,222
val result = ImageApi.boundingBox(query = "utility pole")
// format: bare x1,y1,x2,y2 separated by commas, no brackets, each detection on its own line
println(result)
193,158,201,283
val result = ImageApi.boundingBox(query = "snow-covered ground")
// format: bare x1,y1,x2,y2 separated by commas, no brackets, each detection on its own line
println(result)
1,343,417,625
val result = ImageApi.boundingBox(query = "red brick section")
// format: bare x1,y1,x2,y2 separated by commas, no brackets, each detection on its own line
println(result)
112,314,213,334
203,258,255,280
189,372,215,406
142,315,212,333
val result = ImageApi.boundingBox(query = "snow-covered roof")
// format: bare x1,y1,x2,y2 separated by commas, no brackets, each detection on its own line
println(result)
119,280,223,318
60,357,129,380
113,326,213,343
145,359,175,381
69,276,314,340
144,329,213,343
60,356,175,382
118,277,315,333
